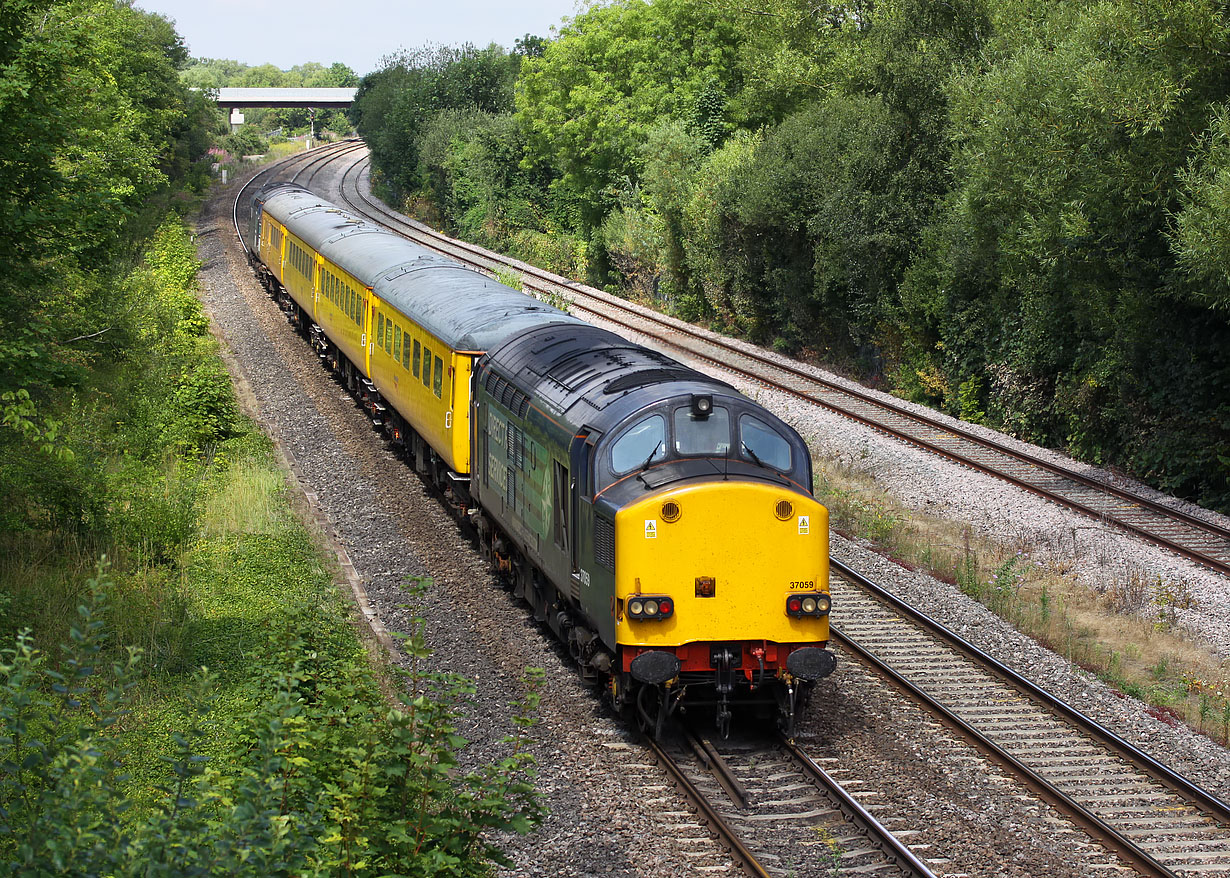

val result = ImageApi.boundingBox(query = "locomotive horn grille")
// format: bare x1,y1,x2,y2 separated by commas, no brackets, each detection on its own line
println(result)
660,500,682,523
774,499,794,521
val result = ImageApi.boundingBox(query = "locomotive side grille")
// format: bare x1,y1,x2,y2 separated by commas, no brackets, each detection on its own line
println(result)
595,516,615,570
660,500,681,523
775,499,794,521
507,423,525,471
485,371,531,418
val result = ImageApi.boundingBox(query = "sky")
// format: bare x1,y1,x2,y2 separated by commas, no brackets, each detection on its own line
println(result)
135,0,584,75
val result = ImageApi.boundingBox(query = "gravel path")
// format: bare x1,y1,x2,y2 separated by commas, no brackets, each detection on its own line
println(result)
195,170,1229,877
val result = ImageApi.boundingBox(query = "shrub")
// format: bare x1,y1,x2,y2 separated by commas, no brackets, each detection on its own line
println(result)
0,574,544,877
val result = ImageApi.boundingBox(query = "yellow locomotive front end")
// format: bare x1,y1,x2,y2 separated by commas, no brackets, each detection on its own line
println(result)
612,479,834,735
616,481,829,648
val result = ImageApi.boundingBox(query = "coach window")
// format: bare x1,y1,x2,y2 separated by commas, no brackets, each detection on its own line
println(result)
412,340,421,378
386,319,393,352
433,356,443,398
673,405,731,456
422,347,432,386
402,335,411,369
610,414,666,474
377,313,385,349
394,326,402,362
739,414,792,472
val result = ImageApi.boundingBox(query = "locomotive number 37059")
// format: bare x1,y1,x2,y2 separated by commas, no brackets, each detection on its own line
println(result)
788,580,817,590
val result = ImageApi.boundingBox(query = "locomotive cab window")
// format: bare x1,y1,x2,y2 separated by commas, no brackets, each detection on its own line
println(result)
610,414,666,474
673,405,731,456
739,414,792,472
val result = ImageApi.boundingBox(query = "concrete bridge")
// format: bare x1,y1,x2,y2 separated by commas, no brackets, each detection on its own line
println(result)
209,87,358,134
212,88,358,110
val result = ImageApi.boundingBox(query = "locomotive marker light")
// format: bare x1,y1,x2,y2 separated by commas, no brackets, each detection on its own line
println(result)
628,595,674,620
786,592,831,618
691,393,713,419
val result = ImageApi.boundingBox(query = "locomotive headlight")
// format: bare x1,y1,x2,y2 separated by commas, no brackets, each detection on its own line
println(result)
644,599,659,616
801,597,818,614
629,599,645,617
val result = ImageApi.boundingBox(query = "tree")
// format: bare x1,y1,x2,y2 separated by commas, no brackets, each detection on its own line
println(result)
351,43,519,200
902,0,1230,504
0,0,213,514
515,0,741,227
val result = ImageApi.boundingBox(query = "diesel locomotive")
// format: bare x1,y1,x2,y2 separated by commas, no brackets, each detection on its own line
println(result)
246,181,835,735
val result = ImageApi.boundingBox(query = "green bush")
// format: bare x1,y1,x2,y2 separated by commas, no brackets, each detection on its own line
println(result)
0,575,544,877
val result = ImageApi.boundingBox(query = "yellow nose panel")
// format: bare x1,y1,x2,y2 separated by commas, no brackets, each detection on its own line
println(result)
615,482,829,648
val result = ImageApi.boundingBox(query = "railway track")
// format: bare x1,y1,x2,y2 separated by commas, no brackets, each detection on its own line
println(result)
320,148,1230,579
639,727,938,877
832,558,1230,877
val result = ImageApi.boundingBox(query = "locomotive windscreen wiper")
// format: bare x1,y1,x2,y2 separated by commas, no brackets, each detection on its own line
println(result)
640,439,663,471
742,441,766,468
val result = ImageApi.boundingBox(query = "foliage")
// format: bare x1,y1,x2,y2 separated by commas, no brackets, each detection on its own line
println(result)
901,0,1230,506
0,0,216,514
0,573,544,876
515,0,741,226
352,43,520,200
0,220,239,650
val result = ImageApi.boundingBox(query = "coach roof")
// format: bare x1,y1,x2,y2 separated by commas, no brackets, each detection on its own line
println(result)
258,183,580,351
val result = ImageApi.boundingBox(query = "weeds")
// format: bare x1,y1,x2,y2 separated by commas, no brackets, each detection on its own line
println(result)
494,267,524,290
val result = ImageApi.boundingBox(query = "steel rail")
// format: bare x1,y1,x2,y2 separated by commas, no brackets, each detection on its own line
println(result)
831,556,1230,876
777,735,939,878
231,139,367,255
643,735,772,878
832,628,1179,878
831,556,1230,823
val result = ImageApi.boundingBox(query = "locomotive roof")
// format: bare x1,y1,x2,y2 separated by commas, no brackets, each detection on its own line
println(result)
257,183,578,351
484,323,735,431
